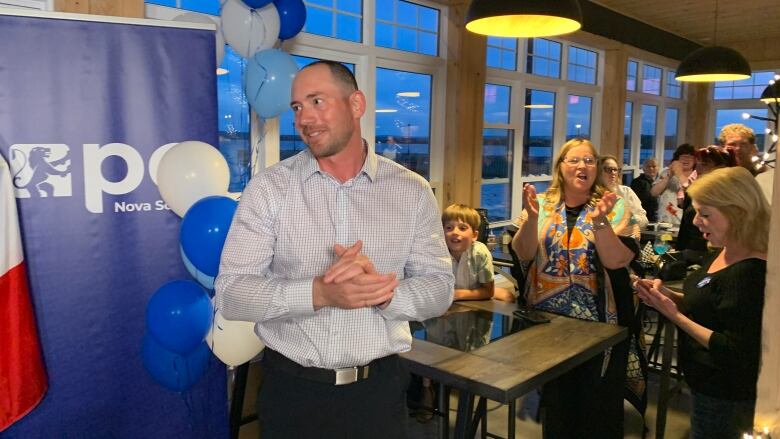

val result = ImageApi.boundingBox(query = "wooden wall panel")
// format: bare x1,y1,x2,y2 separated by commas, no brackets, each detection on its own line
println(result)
55,0,144,18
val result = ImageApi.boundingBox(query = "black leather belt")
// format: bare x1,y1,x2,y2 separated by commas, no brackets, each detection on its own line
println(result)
263,349,393,386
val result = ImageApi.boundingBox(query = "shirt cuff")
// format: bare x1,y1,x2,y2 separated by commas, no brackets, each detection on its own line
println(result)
286,278,316,316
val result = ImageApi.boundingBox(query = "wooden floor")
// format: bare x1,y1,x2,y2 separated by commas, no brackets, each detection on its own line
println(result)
236,362,693,439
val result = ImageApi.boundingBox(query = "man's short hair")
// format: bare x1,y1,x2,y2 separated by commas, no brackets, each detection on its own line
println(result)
673,143,696,161
301,60,358,94
718,123,756,145
442,204,481,232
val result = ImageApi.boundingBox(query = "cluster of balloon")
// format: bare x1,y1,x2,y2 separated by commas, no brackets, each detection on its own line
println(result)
143,141,264,392
219,0,305,117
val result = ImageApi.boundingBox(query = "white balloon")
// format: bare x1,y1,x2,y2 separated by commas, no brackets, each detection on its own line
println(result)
220,0,280,59
156,141,229,217
206,307,264,366
172,12,226,68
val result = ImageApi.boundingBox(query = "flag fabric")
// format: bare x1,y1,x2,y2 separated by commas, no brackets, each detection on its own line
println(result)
0,155,47,432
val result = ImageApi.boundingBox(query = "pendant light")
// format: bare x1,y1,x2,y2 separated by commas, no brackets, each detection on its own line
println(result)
760,79,780,105
675,0,750,82
465,0,583,38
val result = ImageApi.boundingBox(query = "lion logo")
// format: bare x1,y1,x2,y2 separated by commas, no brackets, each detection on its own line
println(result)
9,144,72,198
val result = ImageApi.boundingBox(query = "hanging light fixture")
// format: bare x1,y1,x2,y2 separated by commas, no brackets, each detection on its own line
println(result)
465,0,583,38
675,0,751,82
759,77,780,104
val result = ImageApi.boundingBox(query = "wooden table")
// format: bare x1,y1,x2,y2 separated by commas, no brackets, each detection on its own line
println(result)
400,300,627,439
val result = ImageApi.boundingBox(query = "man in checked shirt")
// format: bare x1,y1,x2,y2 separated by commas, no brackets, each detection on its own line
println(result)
215,60,454,438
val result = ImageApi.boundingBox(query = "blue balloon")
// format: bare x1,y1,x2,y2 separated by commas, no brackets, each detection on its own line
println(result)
242,0,273,8
181,245,215,292
245,49,299,118
180,196,237,278
146,280,213,354
142,335,210,392
273,0,306,40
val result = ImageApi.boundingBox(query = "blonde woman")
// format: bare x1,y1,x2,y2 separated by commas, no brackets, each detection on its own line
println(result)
636,166,769,439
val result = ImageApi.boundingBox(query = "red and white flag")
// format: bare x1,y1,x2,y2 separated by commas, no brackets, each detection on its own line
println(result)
0,155,47,432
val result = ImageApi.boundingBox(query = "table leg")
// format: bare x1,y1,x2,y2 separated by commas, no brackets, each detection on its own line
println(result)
454,391,475,439
655,316,675,439
229,363,250,439
436,382,450,439
507,399,516,439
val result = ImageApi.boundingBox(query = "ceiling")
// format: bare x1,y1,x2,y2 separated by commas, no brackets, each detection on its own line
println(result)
593,0,780,47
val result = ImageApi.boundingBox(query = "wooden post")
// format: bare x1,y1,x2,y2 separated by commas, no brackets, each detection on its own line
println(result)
600,46,628,159
442,0,486,208
55,0,144,18
684,83,712,147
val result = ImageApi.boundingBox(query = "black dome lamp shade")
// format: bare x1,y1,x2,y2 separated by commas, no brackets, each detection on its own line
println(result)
675,46,751,82
465,0,583,38
760,81,780,105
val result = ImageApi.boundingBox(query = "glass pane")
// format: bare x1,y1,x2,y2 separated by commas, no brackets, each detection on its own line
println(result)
501,50,516,71
623,102,633,165
523,89,555,176
376,0,393,21
397,0,417,27
218,46,250,192
180,0,219,14
419,6,438,31
305,7,333,37
487,47,501,68
336,13,361,42
640,104,657,162
642,65,662,95
663,108,679,166
482,128,513,179
375,68,433,179
419,31,437,56
566,95,592,140
627,60,638,91
307,0,332,7
484,83,510,125
375,22,394,48
480,182,511,222
397,27,417,52
338,0,361,14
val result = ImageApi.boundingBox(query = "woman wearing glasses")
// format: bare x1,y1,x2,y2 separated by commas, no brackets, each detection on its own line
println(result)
599,154,648,230
512,139,641,438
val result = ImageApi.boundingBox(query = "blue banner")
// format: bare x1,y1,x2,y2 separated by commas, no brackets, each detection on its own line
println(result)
0,12,228,438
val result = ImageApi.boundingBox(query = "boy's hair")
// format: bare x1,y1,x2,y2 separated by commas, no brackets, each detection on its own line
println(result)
442,204,481,231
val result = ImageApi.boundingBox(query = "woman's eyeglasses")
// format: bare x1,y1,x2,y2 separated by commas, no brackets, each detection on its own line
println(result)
602,166,621,174
562,156,597,167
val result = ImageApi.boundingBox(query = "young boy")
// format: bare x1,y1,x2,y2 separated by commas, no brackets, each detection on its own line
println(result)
442,204,495,301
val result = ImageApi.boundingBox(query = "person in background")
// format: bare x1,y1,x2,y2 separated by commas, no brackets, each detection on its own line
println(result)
676,146,737,253
599,154,648,231
512,138,644,438
215,61,454,438
381,135,401,161
718,123,766,176
652,143,697,225
635,166,769,439
442,203,495,301
630,157,659,223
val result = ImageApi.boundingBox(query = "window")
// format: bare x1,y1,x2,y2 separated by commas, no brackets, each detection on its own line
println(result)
375,68,433,179
218,46,251,192
179,0,218,14
305,0,362,42
486,36,517,71
566,95,592,140
526,38,561,79
567,46,597,84
481,129,513,222
714,109,768,150
481,83,513,222
623,102,633,165
714,71,776,100
522,89,556,176
666,71,681,98
626,60,638,91
375,0,439,56
663,108,679,166
279,56,356,161
484,83,511,125
640,104,657,162
642,65,662,95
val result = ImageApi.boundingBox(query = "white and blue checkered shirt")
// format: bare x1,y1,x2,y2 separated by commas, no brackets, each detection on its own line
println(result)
215,147,454,369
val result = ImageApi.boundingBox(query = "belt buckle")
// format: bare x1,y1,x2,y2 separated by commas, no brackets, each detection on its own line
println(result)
335,367,359,385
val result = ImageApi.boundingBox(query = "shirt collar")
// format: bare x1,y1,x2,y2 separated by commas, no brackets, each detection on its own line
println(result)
299,139,378,183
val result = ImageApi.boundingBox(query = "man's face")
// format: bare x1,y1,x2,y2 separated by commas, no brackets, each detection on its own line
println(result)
642,160,658,179
290,65,363,158
723,134,757,168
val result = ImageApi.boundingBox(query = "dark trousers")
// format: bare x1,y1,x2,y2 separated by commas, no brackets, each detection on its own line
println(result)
257,352,410,438
690,391,755,439
541,339,629,439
